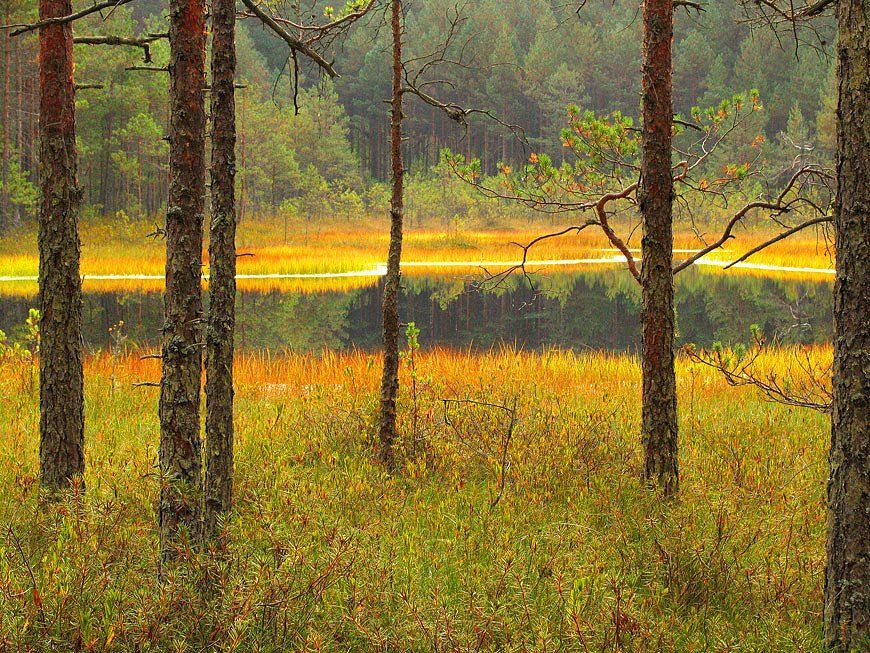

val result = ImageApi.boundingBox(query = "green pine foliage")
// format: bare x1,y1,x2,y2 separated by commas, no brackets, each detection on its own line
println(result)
0,0,837,230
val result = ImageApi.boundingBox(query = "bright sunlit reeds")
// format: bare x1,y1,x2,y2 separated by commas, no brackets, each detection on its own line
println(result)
0,345,832,648
0,215,835,296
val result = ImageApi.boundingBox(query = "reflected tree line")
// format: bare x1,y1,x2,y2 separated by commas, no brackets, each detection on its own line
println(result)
0,270,833,354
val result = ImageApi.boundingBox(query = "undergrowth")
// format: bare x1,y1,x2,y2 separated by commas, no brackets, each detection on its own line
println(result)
0,348,829,651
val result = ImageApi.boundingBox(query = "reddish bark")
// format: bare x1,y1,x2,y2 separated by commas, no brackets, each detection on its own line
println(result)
639,0,678,496
37,0,85,497
159,0,207,557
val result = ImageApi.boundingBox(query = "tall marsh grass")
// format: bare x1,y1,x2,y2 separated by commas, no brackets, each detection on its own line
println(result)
0,216,835,297
0,347,831,650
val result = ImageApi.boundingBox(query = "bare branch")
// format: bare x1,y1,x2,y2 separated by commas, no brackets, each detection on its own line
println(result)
4,0,137,36
239,0,338,77
594,184,641,281
674,0,704,12
724,214,833,269
478,222,599,292
737,0,836,55
686,343,831,413
253,0,378,35
673,165,834,274
442,396,519,509
74,34,164,63
125,65,167,72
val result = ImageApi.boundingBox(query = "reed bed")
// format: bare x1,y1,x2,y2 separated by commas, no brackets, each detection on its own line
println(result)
0,217,835,297
0,346,831,650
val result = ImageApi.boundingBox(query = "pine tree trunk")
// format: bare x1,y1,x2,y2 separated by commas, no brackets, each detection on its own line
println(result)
377,0,404,472
639,0,678,496
37,0,85,498
159,0,207,558
825,1,869,648
1,5,11,231
204,0,237,541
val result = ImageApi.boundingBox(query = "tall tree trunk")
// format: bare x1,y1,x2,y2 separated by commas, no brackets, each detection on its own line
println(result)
825,1,869,648
205,0,237,541
159,0,207,558
237,93,246,224
639,0,677,496
38,0,85,498
1,4,10,231
377,0,404,472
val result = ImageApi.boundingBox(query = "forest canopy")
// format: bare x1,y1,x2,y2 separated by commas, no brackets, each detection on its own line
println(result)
0,0,836,229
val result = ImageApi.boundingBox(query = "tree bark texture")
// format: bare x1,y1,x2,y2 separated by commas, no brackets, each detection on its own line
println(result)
377,0,404,472
825,1,869,649
37,0,85,497
205,0,237,540
159,0,207,557
1,5,11,231
639,0,678,496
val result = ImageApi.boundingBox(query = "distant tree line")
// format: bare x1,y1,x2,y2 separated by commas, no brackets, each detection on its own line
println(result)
0,0,839,232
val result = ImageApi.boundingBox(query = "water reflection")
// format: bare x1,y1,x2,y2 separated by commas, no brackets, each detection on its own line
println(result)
0,269,832,353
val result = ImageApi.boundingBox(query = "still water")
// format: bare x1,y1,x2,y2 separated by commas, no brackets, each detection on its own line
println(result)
0,268,832,353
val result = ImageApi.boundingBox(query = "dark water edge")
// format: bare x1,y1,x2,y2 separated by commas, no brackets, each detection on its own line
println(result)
0,268,832,354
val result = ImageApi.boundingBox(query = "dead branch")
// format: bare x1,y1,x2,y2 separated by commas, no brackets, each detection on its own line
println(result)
737,0,836,56
673,165,834,274
125,65,167,72
724,214,833,269
400,1,527,144
4,0,137,36
686,343,831,413
748,0,837,23
6,526,44,624
479,222,599,292
674,1,704,12
255,0,378,35
442,396,518,508
239,0,338,78
74,34,164,63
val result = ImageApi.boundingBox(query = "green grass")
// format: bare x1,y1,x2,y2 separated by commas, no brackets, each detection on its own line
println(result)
0,349,829,651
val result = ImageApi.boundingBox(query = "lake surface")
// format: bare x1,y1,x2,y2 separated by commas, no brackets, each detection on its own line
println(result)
0,268,832,353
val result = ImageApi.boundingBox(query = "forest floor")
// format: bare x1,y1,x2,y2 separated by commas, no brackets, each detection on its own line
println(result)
0,347,831,650
0,216,835,296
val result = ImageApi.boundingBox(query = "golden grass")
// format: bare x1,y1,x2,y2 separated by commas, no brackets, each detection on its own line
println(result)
0,216,835,297
0,346,832,649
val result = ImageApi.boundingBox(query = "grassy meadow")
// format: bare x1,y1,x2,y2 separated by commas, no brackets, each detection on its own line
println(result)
0,346,832,651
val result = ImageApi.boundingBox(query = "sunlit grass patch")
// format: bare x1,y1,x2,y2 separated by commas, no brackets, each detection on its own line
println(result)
0,216,835,290
0,346,830,649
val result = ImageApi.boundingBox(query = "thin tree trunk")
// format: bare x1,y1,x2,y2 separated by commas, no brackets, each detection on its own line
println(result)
100,111,112,212
825,1,869,648
15,39,23,219
1,5,10,230
159,0,207,558
377,0,404,472
204,0,237,541
639,0,678,496
237,93,246,224
37,0,84,498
